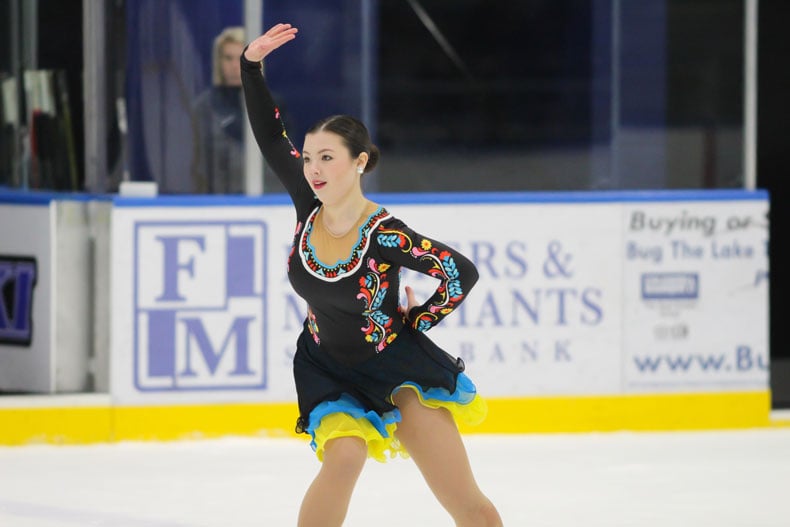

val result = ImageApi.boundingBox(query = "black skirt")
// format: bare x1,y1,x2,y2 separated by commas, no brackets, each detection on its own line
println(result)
292,320,466,434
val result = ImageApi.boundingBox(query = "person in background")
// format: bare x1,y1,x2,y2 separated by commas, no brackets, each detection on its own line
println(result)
241,23,504,527
191,26,246,194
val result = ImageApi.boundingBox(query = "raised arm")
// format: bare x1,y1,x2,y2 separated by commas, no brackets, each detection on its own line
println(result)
240,24,315,214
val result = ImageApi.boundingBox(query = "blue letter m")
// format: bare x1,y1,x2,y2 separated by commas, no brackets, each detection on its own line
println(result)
180,317,256,377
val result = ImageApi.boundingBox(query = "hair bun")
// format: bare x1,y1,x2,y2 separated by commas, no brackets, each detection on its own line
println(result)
365,144,380,173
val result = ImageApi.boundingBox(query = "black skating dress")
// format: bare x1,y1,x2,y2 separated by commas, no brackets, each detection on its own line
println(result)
241,54,487,462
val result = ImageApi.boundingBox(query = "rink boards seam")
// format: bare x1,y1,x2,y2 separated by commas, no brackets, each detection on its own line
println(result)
0,390,784,446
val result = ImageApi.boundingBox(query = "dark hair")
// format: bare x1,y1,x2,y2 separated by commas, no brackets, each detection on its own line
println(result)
306,115,380,173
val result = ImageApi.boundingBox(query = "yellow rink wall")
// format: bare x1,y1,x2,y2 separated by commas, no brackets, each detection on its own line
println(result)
0,390,782,447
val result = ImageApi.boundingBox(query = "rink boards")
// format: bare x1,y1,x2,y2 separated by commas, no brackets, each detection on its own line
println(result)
0,189,776,444
0,391,778,445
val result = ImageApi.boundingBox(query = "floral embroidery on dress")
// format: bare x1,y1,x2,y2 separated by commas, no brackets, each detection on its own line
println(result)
306,308,320,344
377,229,466,332
287,221,302,272
357,258,398,352
275,107,301,159
300,207,391,281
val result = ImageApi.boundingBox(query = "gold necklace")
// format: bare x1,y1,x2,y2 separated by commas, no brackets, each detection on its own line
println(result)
321,208,366,239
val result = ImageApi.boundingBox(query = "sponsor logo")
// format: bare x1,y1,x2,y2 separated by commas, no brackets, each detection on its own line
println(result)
133,221,267,391
641,272,699,300
0,256,37,346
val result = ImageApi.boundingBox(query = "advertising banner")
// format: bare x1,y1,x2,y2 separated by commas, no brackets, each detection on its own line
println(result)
111,201,302,404
110,192,769,405
0,202,53,392
621,200,769,392
394,202,624,396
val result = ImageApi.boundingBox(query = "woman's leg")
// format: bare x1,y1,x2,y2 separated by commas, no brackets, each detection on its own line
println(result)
392,388,503,527
297,436,368,527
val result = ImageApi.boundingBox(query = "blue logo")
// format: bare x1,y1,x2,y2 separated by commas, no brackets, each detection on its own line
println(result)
641,272,699,300
133,221,267,391
0,256,37,346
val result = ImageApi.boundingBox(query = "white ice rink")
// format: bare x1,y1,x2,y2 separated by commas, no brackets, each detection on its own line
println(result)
1,428,789,527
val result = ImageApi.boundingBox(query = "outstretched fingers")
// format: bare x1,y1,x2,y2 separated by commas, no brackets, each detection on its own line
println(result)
267,22,299,42
244,23,298,62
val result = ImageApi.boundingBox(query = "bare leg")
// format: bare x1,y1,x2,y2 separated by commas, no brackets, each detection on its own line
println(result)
393,388,503,527
297,436,367,527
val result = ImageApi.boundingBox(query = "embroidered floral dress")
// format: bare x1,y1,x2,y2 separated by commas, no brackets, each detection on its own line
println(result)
241,53,487,462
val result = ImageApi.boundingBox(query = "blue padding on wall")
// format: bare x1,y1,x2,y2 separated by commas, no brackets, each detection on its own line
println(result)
111,189,769,208
0,189,112,205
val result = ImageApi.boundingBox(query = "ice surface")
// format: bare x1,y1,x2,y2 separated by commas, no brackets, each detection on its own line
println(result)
1,428,788,526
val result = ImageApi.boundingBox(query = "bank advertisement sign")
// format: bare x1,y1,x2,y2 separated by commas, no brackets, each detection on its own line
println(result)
396,202,624,396
132,220,267,391
111,204,299,404
110,192,768,404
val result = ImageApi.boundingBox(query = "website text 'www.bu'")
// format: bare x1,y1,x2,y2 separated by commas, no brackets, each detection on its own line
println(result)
633,346,767,373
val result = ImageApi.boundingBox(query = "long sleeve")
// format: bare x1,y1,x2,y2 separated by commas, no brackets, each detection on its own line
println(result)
240,53,316,216
376,219,479,332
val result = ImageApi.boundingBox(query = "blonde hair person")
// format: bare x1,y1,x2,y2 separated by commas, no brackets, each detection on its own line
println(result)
212,26,245,86
241,23,503,527
191,26,246,193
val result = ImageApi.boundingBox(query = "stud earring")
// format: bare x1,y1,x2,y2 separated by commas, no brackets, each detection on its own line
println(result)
357,167,364,174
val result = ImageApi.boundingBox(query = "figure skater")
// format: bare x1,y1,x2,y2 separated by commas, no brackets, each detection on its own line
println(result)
241,23,503,527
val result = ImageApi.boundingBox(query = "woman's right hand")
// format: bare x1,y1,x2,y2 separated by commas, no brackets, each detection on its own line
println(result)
401,285,419,320
243,23,298,63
